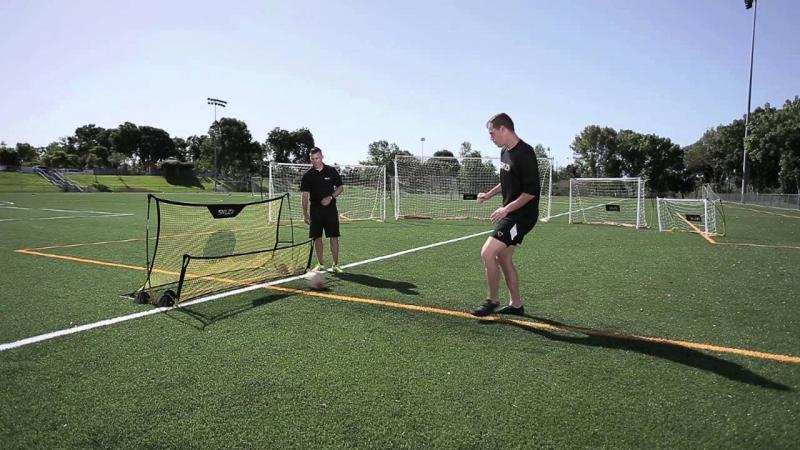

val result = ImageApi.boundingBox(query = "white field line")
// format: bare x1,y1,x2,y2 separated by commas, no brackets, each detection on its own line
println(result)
0,213,132,223
725,203,800,219
0,205,132,222
0,229,491,352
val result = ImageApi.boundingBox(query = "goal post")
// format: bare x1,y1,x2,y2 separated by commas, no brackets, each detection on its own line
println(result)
568,177,647,228
267,162,386,222
132,193,312,306
393,155,552,221
657,197,725,236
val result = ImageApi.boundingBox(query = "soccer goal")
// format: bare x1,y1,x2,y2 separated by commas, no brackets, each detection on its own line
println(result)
568,177,647,228
267,162,386,222
393,155,552,221
657,198,725,236
251,176,267,197
702,183,721,203
132,193,312,306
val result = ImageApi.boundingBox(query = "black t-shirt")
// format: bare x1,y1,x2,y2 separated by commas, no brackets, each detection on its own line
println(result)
500,140,540,220
300,164,343,208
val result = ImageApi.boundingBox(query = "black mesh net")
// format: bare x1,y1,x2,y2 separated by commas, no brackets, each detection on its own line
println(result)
134,194,311,305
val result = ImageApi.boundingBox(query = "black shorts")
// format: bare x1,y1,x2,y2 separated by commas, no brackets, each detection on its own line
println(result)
491,215,536,246
309,207,340,239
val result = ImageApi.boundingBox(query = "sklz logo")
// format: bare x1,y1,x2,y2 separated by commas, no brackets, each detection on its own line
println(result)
207,204,245,219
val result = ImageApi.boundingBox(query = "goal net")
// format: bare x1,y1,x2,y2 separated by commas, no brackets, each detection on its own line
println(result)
393,155,552,221
702,183,721,202
657,198,725,236
569,177,647,228
132,193,312,306
251,176,267,197
267,163,386,222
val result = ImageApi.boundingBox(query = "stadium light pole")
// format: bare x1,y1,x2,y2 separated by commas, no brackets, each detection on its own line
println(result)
207,97,228,186
420,137,425,157
741,0,757,203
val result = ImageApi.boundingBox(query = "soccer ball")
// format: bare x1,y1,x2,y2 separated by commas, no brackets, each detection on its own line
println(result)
305,271,326,290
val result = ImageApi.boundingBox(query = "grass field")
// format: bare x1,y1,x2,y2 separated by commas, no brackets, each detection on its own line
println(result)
1,192,799,448
0,172,60,193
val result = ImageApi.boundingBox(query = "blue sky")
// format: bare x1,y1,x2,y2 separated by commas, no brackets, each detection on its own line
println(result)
1,0,798,167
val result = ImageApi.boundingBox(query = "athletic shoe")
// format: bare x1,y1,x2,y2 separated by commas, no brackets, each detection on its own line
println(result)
471,300,500,317
312,263,325,272
496,304,525,316
331,264,343,273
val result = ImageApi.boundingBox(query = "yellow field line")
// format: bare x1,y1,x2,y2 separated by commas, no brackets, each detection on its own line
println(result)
716,242,800,251
676,212,717,245
14,247,800,365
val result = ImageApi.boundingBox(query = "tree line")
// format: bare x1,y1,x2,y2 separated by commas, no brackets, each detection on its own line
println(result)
570,97,800,194
1,96,797,193
0,119,318,178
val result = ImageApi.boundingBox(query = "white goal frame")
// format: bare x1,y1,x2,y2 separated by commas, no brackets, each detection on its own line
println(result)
393,155,552,221
657,197,724,236
267,162,386,222
568,177,647,228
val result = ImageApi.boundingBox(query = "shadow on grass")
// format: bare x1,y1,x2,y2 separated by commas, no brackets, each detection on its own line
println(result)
164,292,295,330
332,272,418,295
164,172,205,188
481,315,792,391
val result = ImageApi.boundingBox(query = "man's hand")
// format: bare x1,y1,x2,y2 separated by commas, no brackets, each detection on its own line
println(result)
477,192,490,204
490,206,508,223
321,196,332,206
303,215,310,225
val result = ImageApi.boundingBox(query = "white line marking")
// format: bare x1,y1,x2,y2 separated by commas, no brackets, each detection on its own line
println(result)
0,229,491,351
0,213,132,223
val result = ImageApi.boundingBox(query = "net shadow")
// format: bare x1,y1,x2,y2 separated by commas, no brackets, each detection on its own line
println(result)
163,291,295,330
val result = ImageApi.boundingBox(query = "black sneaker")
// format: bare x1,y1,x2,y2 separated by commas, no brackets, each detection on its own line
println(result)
472,300,500,317
496,305,525,316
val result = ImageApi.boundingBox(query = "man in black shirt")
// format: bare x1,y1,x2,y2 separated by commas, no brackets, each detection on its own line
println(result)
472,113,540,317
300,147,344,273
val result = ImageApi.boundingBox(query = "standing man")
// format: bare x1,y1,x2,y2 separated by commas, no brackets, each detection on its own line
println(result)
301,147,344,273
472,113,540,317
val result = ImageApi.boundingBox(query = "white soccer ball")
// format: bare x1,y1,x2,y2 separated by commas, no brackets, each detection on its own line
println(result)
305,271,326,290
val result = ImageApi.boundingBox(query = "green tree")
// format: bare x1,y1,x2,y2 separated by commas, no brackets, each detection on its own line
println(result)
172,137,189,162
186,135,213,173
747,97,800,193
360,140,411,176
638,133,687,194
15,143,37,164
264,127,315,164
0,146,21,166
532,144,550,159
460,141,483,158
110,122,141,159
138,126,175,167
570,126,618,177
210,118,262,175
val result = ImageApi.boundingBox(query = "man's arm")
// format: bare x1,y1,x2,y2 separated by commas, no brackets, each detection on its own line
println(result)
489,192,535,223
501,192,535,214
477,183,502,203
301,191,310,224
321,185,343,206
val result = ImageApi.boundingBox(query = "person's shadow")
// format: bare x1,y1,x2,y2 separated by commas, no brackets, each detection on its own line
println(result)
332,272,418,295
481,314,792,391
